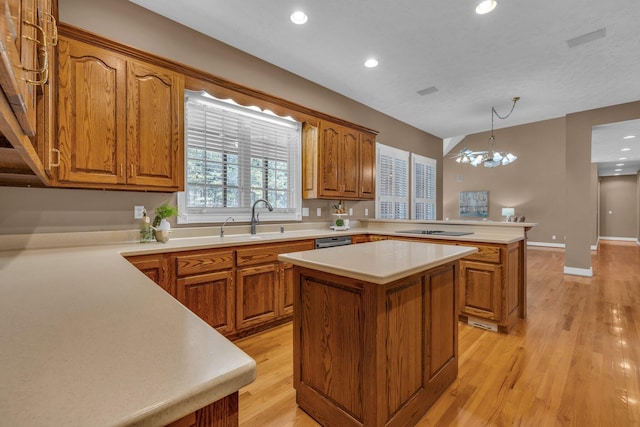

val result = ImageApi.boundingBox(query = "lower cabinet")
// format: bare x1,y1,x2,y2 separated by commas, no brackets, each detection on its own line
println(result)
177,270,235,336
458,260,502,321
456,242,521,332
235,240,315,334
236,263,280,330
173,249,235,335
126,253,171,296
126,240,314,340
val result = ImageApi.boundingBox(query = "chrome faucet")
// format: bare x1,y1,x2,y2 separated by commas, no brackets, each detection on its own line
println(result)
220,216,235,238
250,199,273,234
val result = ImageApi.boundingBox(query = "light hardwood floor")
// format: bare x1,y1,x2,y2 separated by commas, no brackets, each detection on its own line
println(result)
235,241,640,426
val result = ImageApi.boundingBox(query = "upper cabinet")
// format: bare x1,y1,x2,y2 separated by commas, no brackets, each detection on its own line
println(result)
302,120,377,200
0,0,40,136
56,34,184,191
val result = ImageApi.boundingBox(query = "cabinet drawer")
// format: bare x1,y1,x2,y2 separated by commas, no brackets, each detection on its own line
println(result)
175,249,234,276
236,240,314,267
462,244,501,263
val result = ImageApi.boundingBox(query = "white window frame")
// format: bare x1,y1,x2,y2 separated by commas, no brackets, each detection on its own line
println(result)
177,90,302,224
411,153,437,220
375,142,409,220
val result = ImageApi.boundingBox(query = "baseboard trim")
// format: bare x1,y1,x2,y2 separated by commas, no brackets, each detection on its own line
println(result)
599,236,637,242
527,241,565,248
563,266,593,277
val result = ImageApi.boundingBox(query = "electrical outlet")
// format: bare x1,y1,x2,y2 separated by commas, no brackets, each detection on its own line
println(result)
302,207,309,217
365,208,369,216
134,205,145,219
317,207,322,216
349,208,353,216
552,235,556,240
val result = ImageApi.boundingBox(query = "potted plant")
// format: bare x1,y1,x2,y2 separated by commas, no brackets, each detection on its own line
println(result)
152,203,178,243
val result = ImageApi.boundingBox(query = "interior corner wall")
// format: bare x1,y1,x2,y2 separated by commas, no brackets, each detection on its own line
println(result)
565,101,640,272
443,117,566,245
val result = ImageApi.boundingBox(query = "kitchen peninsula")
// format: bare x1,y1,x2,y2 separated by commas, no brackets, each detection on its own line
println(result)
279,240,477,427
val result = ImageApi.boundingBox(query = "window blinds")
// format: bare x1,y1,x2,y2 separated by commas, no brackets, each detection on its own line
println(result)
179,90,301,223
412,153,437,220
376,143,409,219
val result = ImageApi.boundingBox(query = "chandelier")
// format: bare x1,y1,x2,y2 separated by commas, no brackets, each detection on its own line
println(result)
454,97,520,168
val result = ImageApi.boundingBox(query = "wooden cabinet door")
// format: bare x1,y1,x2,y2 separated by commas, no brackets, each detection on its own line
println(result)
126,60,183,190
236,264,279,330
280,262,294,316
57,37,127,185
318,122,342,197
459,260,502,321
177,270,235,335
425,263,458,382
340,127,359,198
126,254,171,296
359,131,375,199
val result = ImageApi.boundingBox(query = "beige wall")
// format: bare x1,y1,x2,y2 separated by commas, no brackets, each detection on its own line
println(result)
444,118,566,244
0,0,441,235
446,101,640,273
599,176,638,238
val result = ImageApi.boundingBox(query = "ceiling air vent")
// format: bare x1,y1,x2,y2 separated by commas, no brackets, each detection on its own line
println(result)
566,28,606,48
417,86,438,96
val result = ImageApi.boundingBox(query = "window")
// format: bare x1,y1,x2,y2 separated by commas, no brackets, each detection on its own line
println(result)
376,143,409,219
178,90,302,223
411,153,437,220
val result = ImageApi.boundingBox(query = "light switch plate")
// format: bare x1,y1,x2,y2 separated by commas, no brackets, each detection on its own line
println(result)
134,205,145,219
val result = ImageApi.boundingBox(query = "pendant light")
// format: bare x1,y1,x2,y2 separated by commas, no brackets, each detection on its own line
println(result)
454,97,520,168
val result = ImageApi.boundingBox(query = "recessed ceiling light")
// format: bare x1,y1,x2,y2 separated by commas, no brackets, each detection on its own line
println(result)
475,0,497,14
619,157,628,160
364,58,379,68
621,148,631,151
290,11,308,25
615,169,622,172
623,135,636,139
616,163,624,166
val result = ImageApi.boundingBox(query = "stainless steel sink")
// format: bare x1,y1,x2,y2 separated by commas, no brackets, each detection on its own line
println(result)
396,229,473,236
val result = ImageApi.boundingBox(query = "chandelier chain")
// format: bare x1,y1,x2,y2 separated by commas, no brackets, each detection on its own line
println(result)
491,96,520,133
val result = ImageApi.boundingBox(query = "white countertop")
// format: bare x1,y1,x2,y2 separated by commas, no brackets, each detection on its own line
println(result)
279,240,477,284
0,219,531,425
0,245,256,427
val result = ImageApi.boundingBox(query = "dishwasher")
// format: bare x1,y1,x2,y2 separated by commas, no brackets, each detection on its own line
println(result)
315,235,352,249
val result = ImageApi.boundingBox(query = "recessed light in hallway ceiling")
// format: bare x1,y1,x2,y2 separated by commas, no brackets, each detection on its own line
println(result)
475,0,497,15
290,11,308,25
364,58,379,68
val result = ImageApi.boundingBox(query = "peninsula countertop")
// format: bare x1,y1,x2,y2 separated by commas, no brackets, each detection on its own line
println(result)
0,245,256,427
278,240,478,284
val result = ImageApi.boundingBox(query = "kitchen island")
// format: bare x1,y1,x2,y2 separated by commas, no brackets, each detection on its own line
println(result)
279,240,477,427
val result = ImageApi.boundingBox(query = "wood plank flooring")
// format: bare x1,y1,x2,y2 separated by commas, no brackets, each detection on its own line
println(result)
235,241,640,426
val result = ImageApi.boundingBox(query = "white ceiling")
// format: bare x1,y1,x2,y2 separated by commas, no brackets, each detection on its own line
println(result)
592,119,640,176
129,0,640,174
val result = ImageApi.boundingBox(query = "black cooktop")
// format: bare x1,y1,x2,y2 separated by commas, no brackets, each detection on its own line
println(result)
396,229,474,236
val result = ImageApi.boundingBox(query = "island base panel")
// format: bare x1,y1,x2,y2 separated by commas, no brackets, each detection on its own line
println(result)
293,263,459,427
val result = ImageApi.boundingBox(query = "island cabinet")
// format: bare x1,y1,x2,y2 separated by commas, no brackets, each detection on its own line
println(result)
281,240,475,427
173,249,235,335
302,120,377,200
56,33,184,191
235,240,314,333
